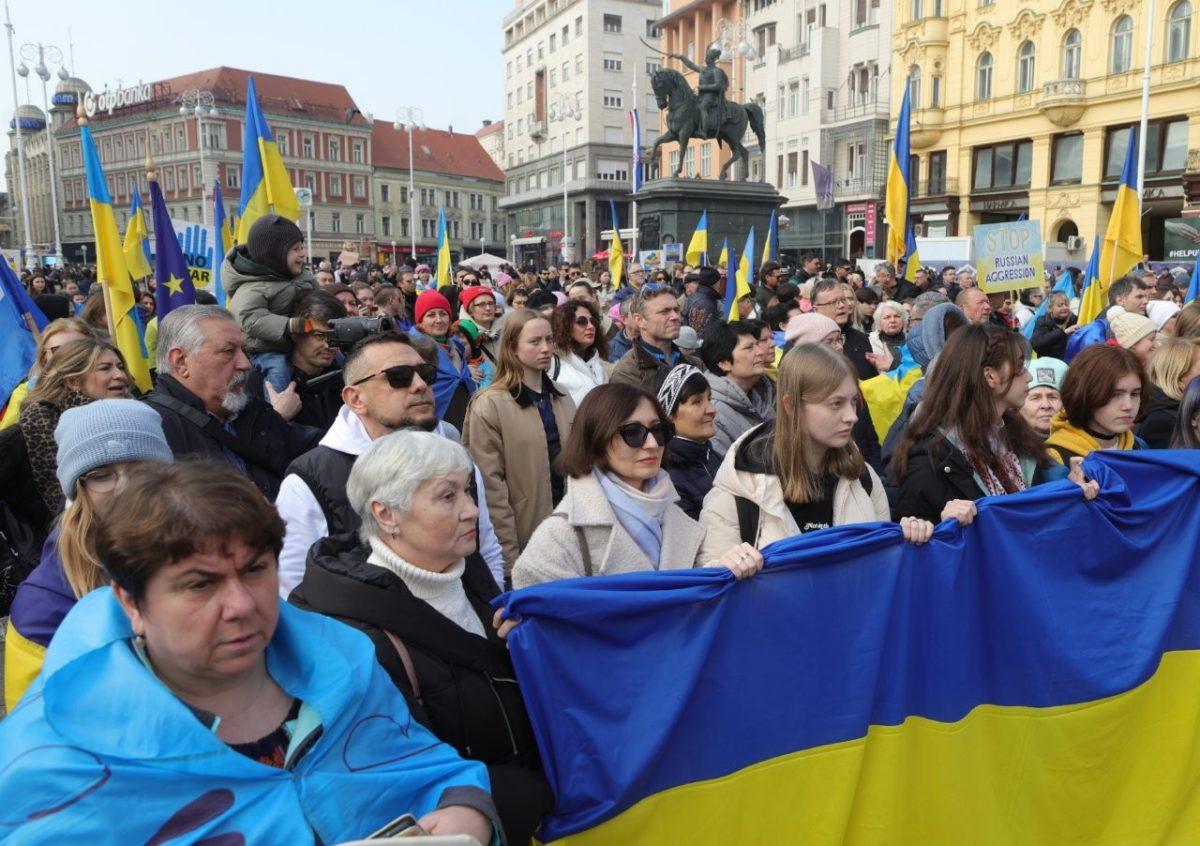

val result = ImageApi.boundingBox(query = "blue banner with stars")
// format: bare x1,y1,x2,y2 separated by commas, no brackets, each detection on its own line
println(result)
150,179,197,320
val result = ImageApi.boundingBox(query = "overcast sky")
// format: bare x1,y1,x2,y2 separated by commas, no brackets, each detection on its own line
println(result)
1,0,510,189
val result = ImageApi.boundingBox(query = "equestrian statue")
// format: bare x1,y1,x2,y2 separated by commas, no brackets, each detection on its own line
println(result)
645,45,767,182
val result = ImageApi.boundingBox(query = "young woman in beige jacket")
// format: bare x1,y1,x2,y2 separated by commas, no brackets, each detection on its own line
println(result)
513,382,761,588
700,343,936,558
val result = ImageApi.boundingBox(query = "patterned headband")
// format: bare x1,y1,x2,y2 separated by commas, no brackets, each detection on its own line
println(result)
656,364,704,417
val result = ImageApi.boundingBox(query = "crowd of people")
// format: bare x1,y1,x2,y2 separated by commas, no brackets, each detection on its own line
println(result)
0,211,1195,843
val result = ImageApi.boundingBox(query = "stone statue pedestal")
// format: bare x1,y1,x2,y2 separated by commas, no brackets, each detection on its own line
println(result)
633,178,785,265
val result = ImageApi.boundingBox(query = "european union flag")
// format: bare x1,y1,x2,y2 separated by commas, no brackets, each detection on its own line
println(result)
0,257,46,400
149,179,196,319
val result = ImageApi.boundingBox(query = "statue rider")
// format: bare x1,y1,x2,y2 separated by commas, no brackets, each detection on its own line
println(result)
669,46,728,139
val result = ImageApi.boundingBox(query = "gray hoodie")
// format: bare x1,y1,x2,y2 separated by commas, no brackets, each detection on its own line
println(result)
224,244,316,353
706,372,776,456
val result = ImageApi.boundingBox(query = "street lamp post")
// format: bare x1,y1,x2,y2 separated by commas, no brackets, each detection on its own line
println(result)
178,89,218,227
395,106,425,265
19,41,65,260
548,93,581,263
4,2,34,268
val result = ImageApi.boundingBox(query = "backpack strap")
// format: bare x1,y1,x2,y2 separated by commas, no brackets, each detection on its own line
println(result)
381,629,424,707
734,496,760,546
573,525,593,577
859,465,874,496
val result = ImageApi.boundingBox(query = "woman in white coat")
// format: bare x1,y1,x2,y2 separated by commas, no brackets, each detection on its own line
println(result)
548,299,611,408
513,382,760,588
700,343,936,559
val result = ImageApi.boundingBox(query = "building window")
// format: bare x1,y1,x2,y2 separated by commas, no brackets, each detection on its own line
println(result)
550,33,556,52
276,132,289,157
563,24,569,44
332,212,341,233
802,78,811,114
802,150,810,185
603,14,621,32
931,74,942,107
304,173,316,192
777,85,786,119
507,61,512,78
787,151,798,187
226,168,240,189
928,150,947,194
1062,29,1082,79
353,141,364,164
1105,118,1188,177
353,176,366,198
972,139,1033,190
165,169,175,191
1051,133,1084,184
1167,1,1192,63
381,183,390,202
787,81,799,117
646,19,660,37
401,186,408,204
976,52,993,101
576,55,584,74
701,143,712,176
1111,15,1134,73
329,139,341,161
908,66,921,107
330,174,343,196
303,135,314,157
911,0,922,20
603,90,623,108
575,16,582,36
402,218,410,237
382,216,392,236
355,214,365,234
1016,41,1036,93
603,53,622,71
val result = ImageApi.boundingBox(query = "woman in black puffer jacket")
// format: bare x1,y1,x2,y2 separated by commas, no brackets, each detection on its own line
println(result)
655,364,723,520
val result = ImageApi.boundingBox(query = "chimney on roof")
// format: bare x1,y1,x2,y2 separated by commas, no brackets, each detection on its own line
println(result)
482,119,492,127
448,125,453,134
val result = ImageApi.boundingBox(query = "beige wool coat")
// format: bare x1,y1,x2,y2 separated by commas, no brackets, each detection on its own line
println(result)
512,471,708,589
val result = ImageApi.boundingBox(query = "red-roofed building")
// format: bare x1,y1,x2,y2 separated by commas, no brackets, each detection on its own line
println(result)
475,119,505,170
48,66,375,264
370,122,506,264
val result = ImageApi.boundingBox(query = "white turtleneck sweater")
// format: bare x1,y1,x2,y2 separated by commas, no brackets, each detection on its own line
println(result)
367,536,485,637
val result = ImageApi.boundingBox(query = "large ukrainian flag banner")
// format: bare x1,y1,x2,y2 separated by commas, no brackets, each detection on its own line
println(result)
499,450,1200,845
885,79,920,282
80,121,151,392
236,76,300,244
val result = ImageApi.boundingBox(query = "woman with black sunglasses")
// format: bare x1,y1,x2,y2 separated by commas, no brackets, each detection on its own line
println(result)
512,383,762,588
548,300,611,408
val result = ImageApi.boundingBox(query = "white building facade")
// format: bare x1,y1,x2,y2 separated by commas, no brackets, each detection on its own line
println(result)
500,0,662,265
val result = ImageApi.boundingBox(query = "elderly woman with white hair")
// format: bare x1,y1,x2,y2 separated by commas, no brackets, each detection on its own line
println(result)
868,299,908,372
291,429,552,845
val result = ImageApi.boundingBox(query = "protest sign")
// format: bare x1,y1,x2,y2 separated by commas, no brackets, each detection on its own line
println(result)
169,218,218,293
972,220,1044,295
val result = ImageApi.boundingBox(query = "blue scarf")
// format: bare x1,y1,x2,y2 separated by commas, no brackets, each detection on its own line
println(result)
595,469,671,566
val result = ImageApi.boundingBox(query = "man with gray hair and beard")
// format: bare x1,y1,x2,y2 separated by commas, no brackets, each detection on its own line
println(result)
144,304,321,498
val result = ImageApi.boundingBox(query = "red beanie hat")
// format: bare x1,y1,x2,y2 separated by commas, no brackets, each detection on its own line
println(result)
415,290,453,326
460,285,496,313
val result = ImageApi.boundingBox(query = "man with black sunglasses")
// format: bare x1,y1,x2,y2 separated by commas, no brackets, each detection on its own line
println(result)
275,331,505,595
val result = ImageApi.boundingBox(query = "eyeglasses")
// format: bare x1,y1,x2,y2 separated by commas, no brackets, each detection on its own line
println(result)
351,362,438,390
79,465,128,495
574,315,597,327
815,297,852,308
615,421,668,448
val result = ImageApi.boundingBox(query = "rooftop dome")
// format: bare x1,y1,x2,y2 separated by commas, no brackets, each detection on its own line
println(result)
51,76,90,108
9,103,46,132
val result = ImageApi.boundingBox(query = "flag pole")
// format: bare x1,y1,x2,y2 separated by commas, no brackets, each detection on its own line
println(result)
1135,0,1155,209
631,77,639,259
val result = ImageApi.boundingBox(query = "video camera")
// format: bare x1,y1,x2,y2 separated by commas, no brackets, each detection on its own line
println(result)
324,316,388,349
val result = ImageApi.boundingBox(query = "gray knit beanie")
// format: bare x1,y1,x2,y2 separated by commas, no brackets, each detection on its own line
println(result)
55,399,173,497
246,214,305,278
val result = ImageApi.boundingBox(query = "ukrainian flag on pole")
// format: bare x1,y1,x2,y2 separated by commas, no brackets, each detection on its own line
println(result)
80,119,151,392
761,209,778,265
717,237,729,270
435,207,452,288
236,76,300,244
885,79,920,282
213,180,231,307
609,200,625,287
1079,129,1142,325
685,210,708,267
123,192,152,281
724,227,755,322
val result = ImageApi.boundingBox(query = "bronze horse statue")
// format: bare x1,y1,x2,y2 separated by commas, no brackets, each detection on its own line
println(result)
647,67,766,181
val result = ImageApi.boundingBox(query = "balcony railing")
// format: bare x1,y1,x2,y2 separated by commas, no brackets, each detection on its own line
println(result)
1038,79,1087,127
1041,78,1086,99
910,177,960,198
778,43,809,63
834,99,888,122
832,176,884,197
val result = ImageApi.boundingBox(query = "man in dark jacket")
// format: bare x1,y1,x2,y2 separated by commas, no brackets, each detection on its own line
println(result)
682,266,723,334
754,261,782,312
812,278,877,380
611,286,703,390
145,305,320,499
287,290,347,432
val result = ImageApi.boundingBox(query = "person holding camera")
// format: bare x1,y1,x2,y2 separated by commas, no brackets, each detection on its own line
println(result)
287,291,348,432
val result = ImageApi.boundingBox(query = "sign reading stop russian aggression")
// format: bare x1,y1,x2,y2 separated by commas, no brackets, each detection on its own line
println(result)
973,220,1044,295
168,218,218,293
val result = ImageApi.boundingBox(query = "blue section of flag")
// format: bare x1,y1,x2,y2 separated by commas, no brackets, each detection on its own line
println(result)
149,180,197,319
0,259,43,400
630,108,643,192
213,180,228,307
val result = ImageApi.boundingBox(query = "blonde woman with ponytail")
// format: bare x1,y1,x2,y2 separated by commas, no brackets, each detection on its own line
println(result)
4,399,172,711
700,343,936,557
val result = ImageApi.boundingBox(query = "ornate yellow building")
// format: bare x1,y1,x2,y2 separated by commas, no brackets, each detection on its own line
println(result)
892,0,1200,263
